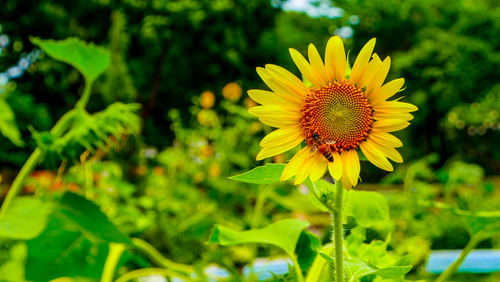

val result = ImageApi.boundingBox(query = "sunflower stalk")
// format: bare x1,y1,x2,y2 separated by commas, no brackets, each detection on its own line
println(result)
331,180,344,282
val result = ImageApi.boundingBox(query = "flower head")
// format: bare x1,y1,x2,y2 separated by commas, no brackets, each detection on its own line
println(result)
223,82,243,101
248,37,417,189
201,90,215,109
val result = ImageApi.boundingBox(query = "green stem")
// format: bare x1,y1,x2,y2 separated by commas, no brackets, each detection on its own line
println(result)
131,238,194,275
435,234,482,282
290,254,304,282
332,181,344,282
115,268,188,282
101,243,126,282
76,80,92,110
0,109,75,217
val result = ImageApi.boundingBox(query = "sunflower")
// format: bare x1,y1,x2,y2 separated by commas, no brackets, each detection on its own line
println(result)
248,37,417,189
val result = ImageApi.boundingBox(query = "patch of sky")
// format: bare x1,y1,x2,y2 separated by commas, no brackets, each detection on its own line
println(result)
0,30,41,93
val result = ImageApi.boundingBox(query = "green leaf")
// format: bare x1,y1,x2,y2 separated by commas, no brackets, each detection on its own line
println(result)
31,37,111,83
296,231,321,272
344,258,412,280
0,197,51,240
229,164,286,184
0,243,27,281
375,265,412,278
0,99,23,146
34,103,141,159
305,245,333,282
461,213,500,237
346,190,389,228
25,192,130,280
209,219,309,257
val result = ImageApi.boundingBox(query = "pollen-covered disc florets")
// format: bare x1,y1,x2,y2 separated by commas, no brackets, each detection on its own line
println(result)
301,81,373,158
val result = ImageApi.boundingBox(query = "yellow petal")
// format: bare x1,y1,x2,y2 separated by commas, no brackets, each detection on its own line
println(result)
369,130,403,148
360,141,393,171
309,155,328,183
289,48,323,86
358,53,382,90
281,147,310,181
258,116,298,128
340,166,352,190
247,89,299,108
307,44,328,84
370,78,405,105
372,119,410,132
295,152,317,184
324,36,347,82
248,106,300,120
260,126,303,146
346,149,360,186
265,64,309,94
350,38,376,85
257,138,302,160
327,152,343,180
256,67,303,104
373,101,418,113
373,112,414,121
366,56,391,98
383,146,403,163
340,151,354,189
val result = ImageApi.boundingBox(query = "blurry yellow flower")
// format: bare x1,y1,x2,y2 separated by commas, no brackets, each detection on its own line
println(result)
222,82,242,101
209,163,221,177
245,97,258,109
201,90,215,109
248,37,417,189
197,109,218,126
273,154,286,163
249,121,262,134
200,145,214,158
153,166,165,175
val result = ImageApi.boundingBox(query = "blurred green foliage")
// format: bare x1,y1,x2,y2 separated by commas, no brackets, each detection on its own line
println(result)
0,0,499,281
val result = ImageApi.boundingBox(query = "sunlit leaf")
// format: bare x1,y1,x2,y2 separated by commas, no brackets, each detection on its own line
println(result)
305,245,333,282
0,99,23,147
229,164,285,184
0,197,51,240
346,190,389,227
31,37,111,83
344,257,412,280
25,192,130,280
209,219,309,256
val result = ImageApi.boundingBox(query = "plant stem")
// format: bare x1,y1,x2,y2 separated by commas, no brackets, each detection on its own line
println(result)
332,181,344,282
435,234,482,282
76,80,92,110
101,243,126,282
290,255,304,282
0,109,76,217
131,238,194,275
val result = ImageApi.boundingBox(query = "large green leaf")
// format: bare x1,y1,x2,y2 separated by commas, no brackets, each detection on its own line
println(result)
0,98,23,146
229,164,285,184
25,192,130,280
346,190,389,228
209,219,309,257
31,37,111,83
0,197,51,240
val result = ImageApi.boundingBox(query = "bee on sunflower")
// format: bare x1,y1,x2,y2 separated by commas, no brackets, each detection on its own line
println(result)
248,37,417,189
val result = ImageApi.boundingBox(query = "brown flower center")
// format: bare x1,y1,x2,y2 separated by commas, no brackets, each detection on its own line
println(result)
300,81,373,160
